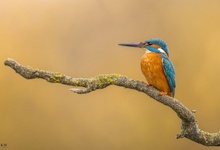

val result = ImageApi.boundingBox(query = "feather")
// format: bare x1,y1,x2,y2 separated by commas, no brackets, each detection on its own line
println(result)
161,54,176,96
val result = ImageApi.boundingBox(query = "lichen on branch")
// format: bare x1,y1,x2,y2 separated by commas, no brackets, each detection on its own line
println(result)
4,58,220,146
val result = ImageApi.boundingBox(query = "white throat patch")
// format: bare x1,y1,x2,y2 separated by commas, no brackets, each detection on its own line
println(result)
145,49,151,53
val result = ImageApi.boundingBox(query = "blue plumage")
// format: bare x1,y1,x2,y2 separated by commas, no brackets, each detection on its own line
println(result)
161,54,176,96
144,38,176,95
145,38,169,56
119,38,176,97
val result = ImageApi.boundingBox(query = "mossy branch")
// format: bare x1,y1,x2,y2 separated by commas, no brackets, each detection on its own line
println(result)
4,58,220,146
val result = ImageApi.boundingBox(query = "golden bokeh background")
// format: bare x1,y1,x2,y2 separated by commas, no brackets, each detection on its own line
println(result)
1,0,220,149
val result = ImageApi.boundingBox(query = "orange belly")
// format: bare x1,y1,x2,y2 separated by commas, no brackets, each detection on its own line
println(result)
140,52,171,96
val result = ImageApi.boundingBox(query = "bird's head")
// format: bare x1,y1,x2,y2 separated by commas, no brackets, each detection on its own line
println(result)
119,38,169,57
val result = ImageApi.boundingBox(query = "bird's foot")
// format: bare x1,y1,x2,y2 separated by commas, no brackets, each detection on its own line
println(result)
159,91,167,96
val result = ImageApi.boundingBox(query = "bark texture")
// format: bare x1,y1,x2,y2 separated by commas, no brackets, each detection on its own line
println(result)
4,58,220,146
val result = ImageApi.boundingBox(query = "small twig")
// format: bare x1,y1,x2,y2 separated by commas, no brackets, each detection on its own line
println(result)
4,58,220,146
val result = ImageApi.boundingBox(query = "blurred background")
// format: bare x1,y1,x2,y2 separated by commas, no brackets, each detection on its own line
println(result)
1,0,220,149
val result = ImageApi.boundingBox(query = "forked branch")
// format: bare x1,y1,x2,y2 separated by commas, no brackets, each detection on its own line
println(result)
4,58,220,146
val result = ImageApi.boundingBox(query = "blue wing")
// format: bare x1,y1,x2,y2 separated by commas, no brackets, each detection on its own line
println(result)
161,54,176,96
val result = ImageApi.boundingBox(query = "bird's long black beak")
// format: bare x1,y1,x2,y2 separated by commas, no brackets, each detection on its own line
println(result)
118,42,144,48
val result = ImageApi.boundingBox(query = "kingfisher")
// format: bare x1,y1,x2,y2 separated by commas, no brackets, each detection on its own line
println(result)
119,38,176,97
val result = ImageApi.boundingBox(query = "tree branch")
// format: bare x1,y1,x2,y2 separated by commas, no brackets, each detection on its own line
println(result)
4,58,220,146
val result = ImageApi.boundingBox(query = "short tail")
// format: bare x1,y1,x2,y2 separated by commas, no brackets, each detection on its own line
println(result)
168,91,175,97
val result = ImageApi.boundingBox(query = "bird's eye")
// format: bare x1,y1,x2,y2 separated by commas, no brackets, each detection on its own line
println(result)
147,42,153,45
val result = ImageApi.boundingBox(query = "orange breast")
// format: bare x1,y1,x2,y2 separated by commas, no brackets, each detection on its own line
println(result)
140,52,171,95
